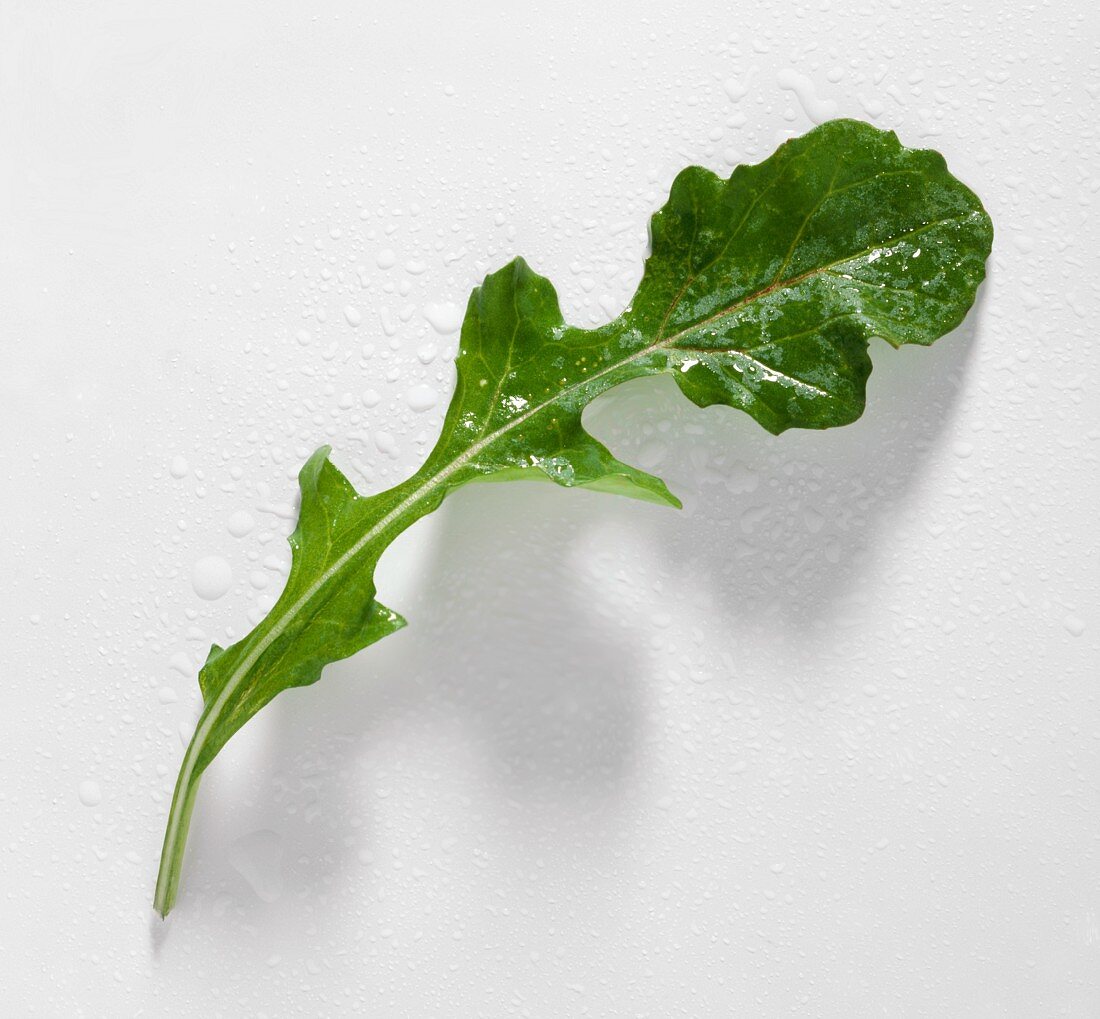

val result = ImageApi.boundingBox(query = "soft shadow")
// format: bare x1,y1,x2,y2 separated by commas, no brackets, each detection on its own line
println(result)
363,481,651,802
588,305,983,641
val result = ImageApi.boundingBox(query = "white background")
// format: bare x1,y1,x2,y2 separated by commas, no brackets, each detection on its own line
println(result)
2,1,1097,1015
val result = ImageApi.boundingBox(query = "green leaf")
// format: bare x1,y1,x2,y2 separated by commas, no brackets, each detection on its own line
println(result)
190,447,407,769
632,121,991,432
154,119,992,916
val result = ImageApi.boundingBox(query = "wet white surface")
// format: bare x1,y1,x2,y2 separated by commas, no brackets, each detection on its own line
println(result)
2,1,1097,1014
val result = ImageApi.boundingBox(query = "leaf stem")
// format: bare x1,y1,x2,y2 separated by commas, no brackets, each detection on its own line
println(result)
153,727,205,917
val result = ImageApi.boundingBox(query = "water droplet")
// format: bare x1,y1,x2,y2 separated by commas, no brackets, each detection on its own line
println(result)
776,69,838,124
723,74,750,102
423,302,463,334
191,556,233,600
405,384,438,412
344,305,362,327
227,511,255,538
169,456,190,479
374,432,398,457
78,780,102,807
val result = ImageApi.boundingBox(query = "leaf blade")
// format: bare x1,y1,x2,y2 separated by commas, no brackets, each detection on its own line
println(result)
628,119,992,432
188,448,408,771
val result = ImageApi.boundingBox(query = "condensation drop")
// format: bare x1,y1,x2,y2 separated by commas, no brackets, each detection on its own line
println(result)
423,302,463,334
192,556,233,600
776,69,837,124
405,384,438,412
78,780,102,807
1063,614,1085,637
723,75,749,102
374,432,398,457
227,511,255,538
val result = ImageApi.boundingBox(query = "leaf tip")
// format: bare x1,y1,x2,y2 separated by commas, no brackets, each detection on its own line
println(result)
302,444,333,472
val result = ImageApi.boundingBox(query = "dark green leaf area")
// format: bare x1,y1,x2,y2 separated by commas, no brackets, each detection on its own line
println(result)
630,119,992,432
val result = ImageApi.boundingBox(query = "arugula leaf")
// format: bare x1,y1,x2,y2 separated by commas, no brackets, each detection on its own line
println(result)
154,119,992,917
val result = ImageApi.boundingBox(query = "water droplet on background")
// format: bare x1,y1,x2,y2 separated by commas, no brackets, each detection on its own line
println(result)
405,384,438,412
191,556,233,600
1063,614,1085,637
423,302,463,334
776,69,838,124
227,511,255,538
